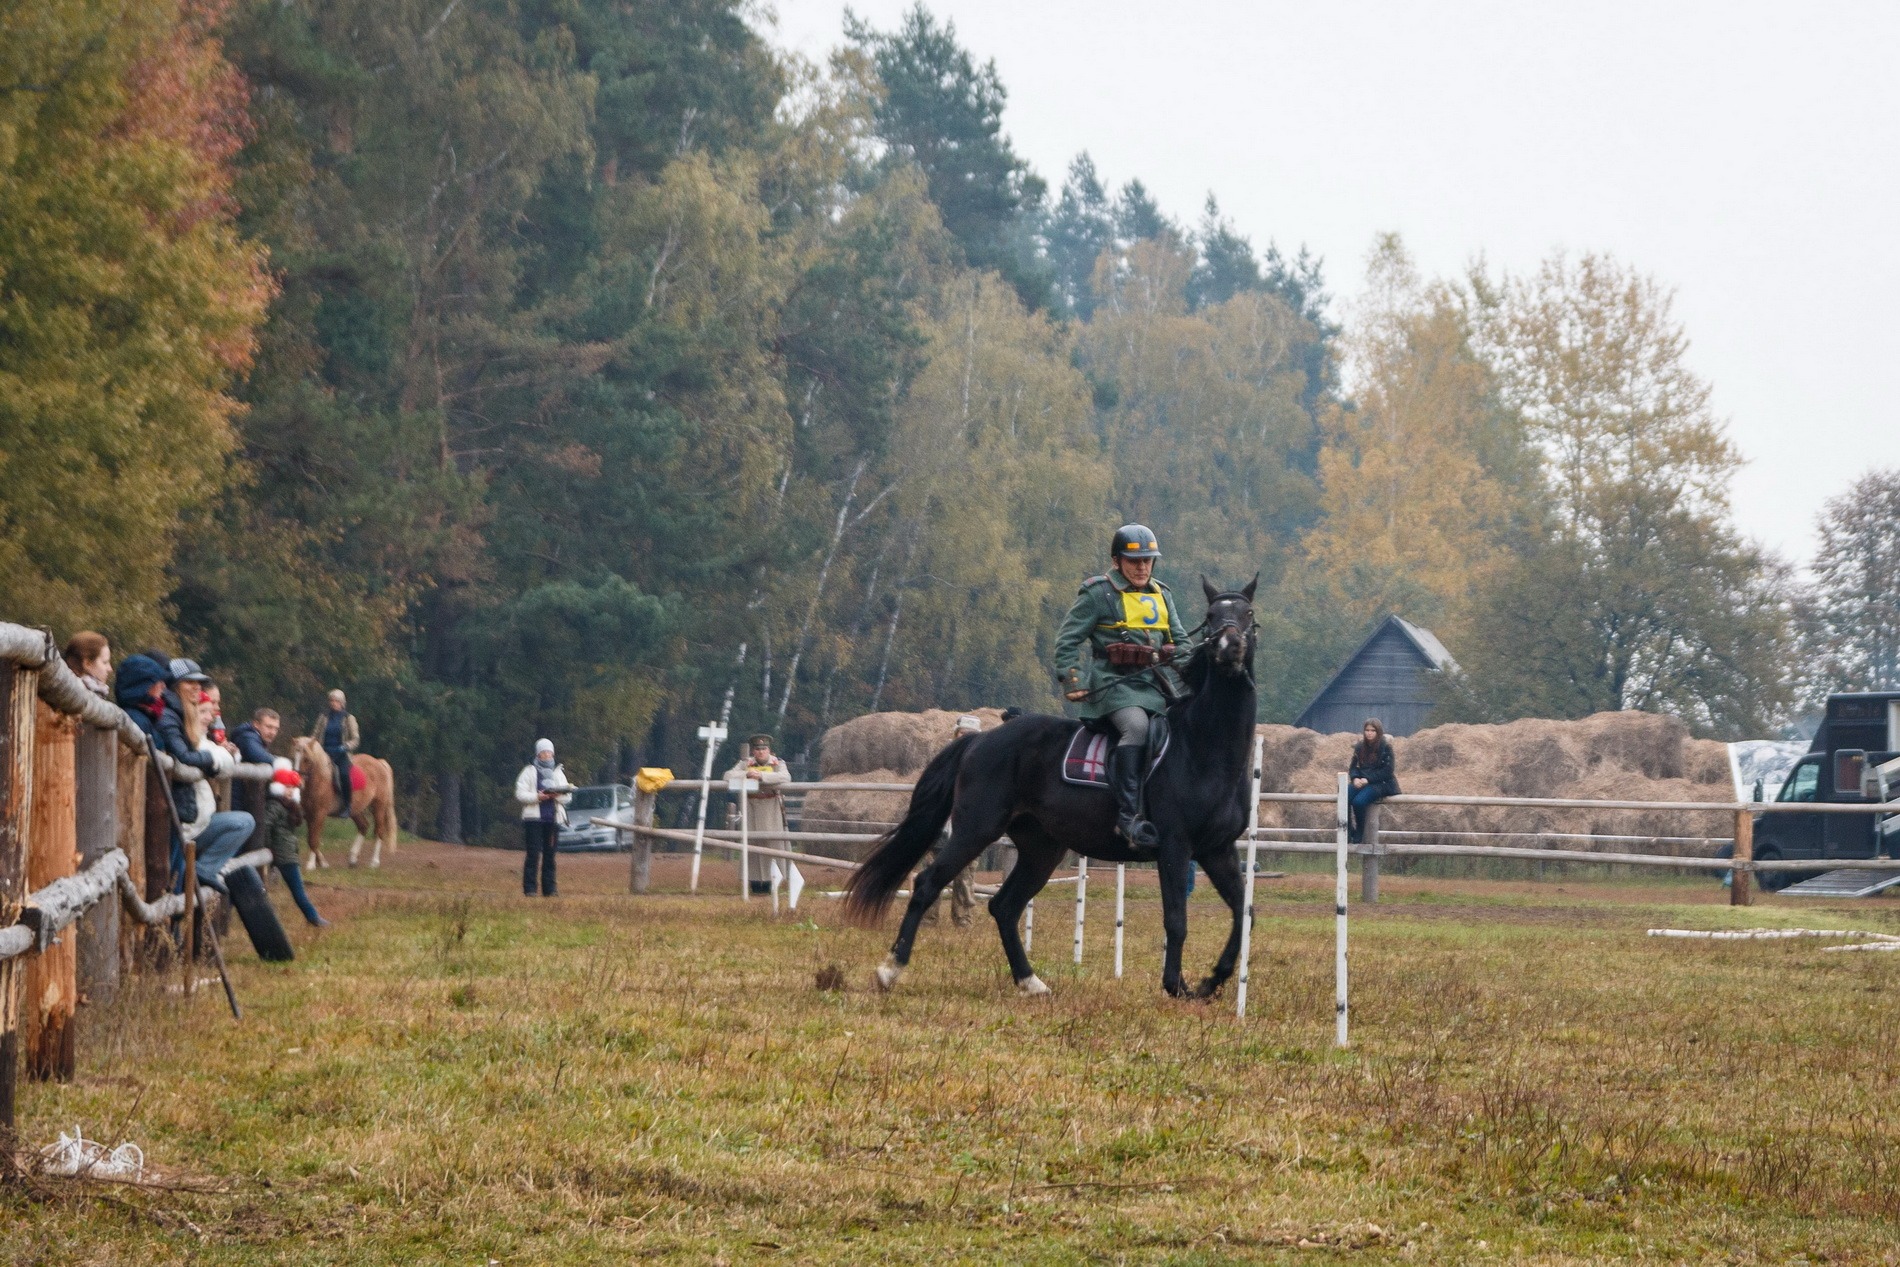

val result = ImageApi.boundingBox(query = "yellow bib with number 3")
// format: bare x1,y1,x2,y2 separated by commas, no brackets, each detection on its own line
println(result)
1118,588,1169,633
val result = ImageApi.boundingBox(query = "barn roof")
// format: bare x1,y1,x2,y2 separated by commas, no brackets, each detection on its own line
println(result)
1294,615,1459,729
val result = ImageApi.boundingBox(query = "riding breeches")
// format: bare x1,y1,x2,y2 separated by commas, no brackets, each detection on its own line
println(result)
1108,705,1150,750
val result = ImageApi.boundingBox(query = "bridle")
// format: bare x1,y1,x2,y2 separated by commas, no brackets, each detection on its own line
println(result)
1198,593,1259,675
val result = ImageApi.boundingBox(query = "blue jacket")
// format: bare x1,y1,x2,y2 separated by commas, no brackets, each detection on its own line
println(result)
115,654,218,827
230,721,275,767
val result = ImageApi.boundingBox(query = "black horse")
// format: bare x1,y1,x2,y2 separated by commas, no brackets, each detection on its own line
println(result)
844,577,1259,998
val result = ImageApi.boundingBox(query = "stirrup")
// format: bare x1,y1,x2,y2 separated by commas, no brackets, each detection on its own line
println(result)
1118,815,1159,849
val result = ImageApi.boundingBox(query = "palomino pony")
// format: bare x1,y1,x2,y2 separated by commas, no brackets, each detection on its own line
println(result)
845,577,1259,999
291,736,399,868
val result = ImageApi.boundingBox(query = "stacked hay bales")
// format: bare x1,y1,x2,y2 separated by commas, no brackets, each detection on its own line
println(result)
800,708,1006,860
813,708,1738,857
1259,712,1735,851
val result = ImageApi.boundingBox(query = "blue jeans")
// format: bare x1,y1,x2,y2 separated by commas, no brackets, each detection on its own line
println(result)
276,862,324,925
1348,785,1386,843
174,810,255,892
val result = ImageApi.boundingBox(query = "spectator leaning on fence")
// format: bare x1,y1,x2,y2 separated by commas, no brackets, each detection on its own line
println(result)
63,631,111,696
310,689,360,816
1347,718,1400,845
231,707,280,766
117,655,254,892
516,739,572,898
725,733,791,890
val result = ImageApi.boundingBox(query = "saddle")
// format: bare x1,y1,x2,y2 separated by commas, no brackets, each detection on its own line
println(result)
1060,715,1170,790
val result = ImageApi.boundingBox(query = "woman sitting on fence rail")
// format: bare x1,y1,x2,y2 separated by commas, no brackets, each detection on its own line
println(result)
1347,718,1399,844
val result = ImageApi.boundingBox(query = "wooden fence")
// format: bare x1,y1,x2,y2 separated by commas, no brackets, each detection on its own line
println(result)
0,623,275,1175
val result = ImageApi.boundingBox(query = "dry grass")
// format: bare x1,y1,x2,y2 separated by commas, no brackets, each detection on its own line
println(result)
7,835,1900,1264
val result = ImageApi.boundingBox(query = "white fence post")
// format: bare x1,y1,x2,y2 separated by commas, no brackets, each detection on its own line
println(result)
688,722,726,894
731,772,757,900
1072,857,1088,965
1023,898,1033,953
1113,863,1125,978
1335,771,1350,1049
1235,734,1264,1019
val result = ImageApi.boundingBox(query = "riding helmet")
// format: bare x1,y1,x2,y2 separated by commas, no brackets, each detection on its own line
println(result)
1110,524,1160,559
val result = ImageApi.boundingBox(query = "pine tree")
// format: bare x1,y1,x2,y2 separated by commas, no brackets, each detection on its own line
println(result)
1187,195,1263,310
1044,153,1115,319
845,4,1048,308
1113,179,1176,245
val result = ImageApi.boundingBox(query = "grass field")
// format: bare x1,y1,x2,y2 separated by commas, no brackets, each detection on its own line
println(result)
8,827,1900,1264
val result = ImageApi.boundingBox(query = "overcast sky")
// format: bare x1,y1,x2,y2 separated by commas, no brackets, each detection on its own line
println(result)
763,0,1899,566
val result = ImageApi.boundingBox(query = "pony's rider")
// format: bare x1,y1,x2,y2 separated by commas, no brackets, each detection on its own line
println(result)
1054,523,1187,847
309,689,360,816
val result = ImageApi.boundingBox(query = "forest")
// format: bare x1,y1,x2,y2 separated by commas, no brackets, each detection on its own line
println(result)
3,0,1895,840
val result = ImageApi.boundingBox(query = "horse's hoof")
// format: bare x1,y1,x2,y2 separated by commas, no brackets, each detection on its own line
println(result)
873,955,904,992
1016,974,1051,998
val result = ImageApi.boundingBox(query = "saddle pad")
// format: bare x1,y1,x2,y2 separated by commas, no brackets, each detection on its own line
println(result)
1062,730,1114,787
1059,724,1170,789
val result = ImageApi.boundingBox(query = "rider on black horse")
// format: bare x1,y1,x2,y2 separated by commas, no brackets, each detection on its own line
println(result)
1054,524,1188,848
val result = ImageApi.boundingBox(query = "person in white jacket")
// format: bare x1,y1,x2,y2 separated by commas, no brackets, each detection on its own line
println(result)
174,733,254,891
516,738,572,897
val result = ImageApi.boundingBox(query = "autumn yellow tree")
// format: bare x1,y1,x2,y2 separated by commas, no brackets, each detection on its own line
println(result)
1446,252,1791,733
1299,235,1526,647
1082,237,1319,596
846,270,1108,716
0,0,271,640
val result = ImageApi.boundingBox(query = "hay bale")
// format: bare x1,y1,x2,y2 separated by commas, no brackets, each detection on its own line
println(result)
815,705,1738,852
1685,739,1733,787
817,708,1008,778
799,770,912,844
1249,711,1728,844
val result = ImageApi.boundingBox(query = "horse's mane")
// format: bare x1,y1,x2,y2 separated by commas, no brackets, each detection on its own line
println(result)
1175,640,1212,698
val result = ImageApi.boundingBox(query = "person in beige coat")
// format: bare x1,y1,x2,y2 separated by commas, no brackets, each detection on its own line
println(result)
725,734,790,889
309,689,361,815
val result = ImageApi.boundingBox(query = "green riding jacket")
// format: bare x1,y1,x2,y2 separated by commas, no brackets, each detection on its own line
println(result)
1053,570,1189,720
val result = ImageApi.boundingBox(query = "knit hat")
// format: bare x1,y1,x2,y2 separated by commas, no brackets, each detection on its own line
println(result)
535,738,554,756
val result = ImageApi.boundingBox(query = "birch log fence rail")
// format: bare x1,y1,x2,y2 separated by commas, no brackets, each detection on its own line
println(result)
0,622,276,1176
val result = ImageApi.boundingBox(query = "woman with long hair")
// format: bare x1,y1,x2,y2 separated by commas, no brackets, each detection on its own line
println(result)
62,631,111,695
1347,718,1400,844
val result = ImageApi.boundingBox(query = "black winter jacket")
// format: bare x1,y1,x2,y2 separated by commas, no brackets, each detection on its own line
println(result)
1348,740,1400,797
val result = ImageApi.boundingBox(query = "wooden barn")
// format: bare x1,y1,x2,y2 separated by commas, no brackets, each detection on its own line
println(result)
1296,615,1458,737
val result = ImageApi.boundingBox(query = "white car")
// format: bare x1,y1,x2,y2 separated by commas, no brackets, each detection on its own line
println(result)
555,784,633,851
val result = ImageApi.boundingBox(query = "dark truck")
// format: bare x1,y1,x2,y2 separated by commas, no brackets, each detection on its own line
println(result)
1751,692,1900,888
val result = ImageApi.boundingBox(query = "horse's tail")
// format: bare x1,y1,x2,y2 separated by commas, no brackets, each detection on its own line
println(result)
842,733,974,926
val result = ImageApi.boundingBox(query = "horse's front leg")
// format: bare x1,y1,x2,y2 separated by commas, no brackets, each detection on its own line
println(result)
1191,842,1249,999
1155,839,1194,998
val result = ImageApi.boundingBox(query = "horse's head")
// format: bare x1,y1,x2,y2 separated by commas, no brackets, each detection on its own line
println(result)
290,735,316,770
1199,574,1259,676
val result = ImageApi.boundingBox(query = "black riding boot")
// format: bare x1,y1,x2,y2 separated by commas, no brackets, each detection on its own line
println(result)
1110,745,1158,849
